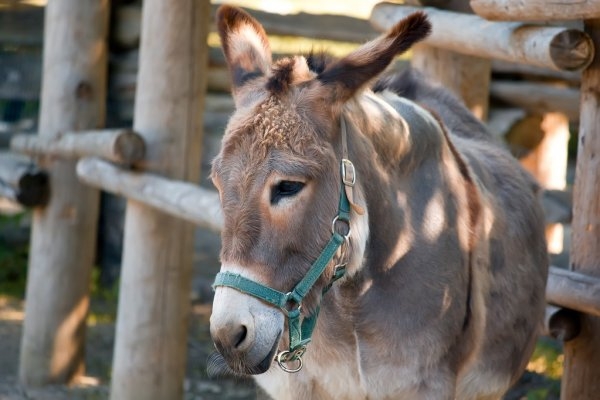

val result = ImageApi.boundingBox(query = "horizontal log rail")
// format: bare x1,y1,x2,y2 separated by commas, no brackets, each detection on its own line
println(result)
11,128,145,165
0,152,49,207
492,60,581,84
76,157,222,232
544,305,581,342
470,0,600,22
490,81,580,121
208,4,378,44
370,3,594,71
547,266,600,319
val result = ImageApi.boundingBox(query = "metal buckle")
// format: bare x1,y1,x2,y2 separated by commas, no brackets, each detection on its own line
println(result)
341,159,356,187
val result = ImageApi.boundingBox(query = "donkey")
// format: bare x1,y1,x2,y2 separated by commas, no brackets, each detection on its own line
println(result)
209,5,548,400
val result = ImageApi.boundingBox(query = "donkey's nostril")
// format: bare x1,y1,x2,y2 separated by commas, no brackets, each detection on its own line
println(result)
234,325,248,348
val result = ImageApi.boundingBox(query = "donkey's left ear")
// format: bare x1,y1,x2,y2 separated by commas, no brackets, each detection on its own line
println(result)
216,5,272,98
317,12,431,103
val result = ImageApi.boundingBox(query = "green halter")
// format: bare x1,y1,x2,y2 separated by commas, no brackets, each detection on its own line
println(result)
212,117,355,373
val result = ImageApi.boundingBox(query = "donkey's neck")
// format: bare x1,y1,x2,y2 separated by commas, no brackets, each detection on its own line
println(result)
344,90,445,176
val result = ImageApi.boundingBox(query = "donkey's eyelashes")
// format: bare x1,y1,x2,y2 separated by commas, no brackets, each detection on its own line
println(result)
270,181,305,205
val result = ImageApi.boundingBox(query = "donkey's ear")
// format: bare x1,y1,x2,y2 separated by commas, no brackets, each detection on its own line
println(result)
317,12,431,103
216,5,272,97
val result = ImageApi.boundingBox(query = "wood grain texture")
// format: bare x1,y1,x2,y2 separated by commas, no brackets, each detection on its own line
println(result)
108,1,210,399
11,129,145,165
18,0,109,386
562,18,600,400
371,3,594,71
77,157,222,232
471,0,600,21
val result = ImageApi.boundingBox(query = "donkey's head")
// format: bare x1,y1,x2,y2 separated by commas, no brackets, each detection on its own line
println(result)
209,5,430,375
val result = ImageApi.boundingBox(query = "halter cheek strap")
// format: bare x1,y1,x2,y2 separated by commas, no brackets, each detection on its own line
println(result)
212,115,358,373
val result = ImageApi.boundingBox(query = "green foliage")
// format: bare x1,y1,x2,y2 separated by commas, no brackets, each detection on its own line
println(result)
529,337,564,379
88,268,119,324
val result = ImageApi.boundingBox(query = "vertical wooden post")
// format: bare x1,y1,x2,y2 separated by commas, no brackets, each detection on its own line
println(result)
518,112,569,253
411,47,491,120
109,0,209,399
18,0,109,385
561,18,600,400
410,0,490,120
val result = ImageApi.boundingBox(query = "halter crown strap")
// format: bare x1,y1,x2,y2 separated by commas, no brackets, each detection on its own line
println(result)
341,117,365,215
212,115,356,373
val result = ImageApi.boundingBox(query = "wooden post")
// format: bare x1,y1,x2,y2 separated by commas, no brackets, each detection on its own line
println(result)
562,18,600,400
18,0,109,385
411,46,491,120
409,0,490,120
109,0,209,399
517,112,570,253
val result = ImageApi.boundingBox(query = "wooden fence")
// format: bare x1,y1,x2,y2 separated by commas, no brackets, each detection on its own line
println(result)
0,0,599,399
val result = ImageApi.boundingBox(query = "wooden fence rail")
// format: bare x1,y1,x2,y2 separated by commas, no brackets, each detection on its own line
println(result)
470,0,600,22
0,152,48,207
76,157,222,232
11,128,145,165
371,3,594,71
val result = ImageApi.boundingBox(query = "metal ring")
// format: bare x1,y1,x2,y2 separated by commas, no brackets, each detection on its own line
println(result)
276,351,303,373
331,216,351,239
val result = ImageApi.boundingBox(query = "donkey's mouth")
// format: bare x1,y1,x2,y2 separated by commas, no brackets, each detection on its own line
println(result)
207,331,281,377
252,334,281,374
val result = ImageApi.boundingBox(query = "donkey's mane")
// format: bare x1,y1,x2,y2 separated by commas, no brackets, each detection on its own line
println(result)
265,51,334,95
373,68,491,142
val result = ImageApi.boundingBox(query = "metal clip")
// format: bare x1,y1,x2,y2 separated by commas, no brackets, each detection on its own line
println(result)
276,347,305,373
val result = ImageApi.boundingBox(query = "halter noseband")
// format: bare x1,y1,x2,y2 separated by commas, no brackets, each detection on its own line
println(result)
212,116,356,373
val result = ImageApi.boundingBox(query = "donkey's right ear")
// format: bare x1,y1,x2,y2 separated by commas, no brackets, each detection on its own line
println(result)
216,5,272,98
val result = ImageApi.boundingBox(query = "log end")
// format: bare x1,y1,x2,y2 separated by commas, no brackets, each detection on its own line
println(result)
550,30,594,71
548,308,581,342
113,130,146,164
16,170,50,207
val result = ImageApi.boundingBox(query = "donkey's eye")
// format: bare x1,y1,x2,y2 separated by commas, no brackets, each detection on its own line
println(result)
271,181,305,205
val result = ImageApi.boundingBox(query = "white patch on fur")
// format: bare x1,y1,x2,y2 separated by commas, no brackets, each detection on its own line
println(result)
343,189,370,279
230,25,271,72
423,190,446,241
